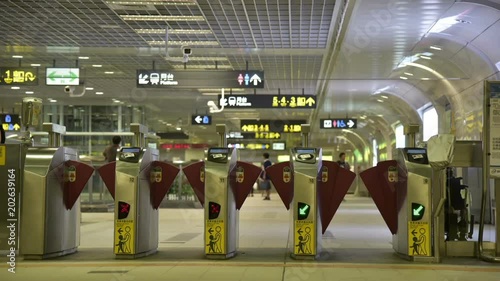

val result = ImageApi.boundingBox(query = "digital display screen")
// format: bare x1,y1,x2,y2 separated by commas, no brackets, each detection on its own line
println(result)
296,149,315,154
121,148,141,153
209,148,228,154
407,149,426,154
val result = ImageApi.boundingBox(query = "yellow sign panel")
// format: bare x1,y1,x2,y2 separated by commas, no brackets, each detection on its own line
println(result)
294,220,315,256
114,220,135,255
0,146,5,166
206,220,225,255
254,132,281,139
408,221,431,256
272,96,316,108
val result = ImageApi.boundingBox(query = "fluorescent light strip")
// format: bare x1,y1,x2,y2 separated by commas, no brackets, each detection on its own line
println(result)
85,87,94,90
172,65,232,69
93,65,102,67
108,0,195,5
404,72,413,76
165,56,228,61
430,46,442,51
12,55,23,58
201,93,220,96
420,55,432,60
400,76,408,80
78,56,90,59
198,88,245,92
96,92,104,95
31,64,41,67
120,15,204,21
135,28,211,34
104,71,114,74
11,86,20,90
148,40,219,46
25,91,34,94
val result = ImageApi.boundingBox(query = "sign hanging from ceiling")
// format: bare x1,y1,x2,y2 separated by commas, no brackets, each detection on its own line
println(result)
228,143,270,150
320,118,357,129
46,68,80,85
136,70,264,88
1,114,21,131
226,132,281,140
191,115,212,125
240,120,306,133
218,94,316,109
272,142,286,151
0,67,38,86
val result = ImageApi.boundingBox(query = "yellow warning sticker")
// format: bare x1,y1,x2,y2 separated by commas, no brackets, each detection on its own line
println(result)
206,220,225,255
408,221,431,256
294,220,315,255
0,146,5,166
114,221,135,255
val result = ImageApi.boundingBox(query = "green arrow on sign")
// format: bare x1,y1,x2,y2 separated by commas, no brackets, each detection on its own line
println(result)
47,70,79,81
413,205,424,216
48,71,57,81
69,71,78,81
299,204,309,216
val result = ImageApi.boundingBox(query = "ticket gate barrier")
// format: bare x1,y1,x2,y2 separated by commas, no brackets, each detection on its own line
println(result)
266,147,356,259
97,147,179,258
18,147,94,259
182,147,261,259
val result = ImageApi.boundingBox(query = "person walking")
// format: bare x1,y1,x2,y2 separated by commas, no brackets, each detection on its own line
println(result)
260,152,273,200
103,136,121,162
337,152,350,202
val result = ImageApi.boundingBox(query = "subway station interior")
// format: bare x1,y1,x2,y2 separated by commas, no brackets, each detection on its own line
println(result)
0,0,500,280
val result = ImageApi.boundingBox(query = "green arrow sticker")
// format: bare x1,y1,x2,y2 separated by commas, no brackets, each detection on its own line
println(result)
411,203,425,221
297,202,310,220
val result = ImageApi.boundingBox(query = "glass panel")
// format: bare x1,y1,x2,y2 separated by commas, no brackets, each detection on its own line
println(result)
395,124,406,148
423,107,438,141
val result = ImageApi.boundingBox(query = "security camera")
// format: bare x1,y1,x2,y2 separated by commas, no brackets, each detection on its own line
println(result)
207,100,218,111
182,46,192,55
64,86,75,94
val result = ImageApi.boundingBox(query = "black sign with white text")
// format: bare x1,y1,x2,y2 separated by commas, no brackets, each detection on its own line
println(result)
320,118,357,129
218,94,316,109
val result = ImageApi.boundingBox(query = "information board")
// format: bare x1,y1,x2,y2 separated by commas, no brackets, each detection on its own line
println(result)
240,120,306,133
0,67,38,86
137,70,264,88
218,94,316,109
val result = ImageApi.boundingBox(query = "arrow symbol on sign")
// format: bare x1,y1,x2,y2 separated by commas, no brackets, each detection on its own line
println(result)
411,229,417,236
208,228,214,234
347,119,355,128
413,205,424,217
118,228,123,234
13,124,20,130
249,74,261,86
297,228,303,235
195,115,203,124
299,204,309,216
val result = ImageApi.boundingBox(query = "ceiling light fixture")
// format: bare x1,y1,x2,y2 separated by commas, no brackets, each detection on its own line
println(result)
92,65,102,67
12,55,23,58
148,40,219,46
421,78,430,80
78,56,90,59
175,127,182,131
430,46,442,51
104,71,114,74
25,91,34,94
166,56,228,61
11,86,20,90
113,100,121,103
377,99,384,103
50,100,57,103
31,63,41,67
108,0,196,5
96,92,104,95
198,88,245,92
420,55,432,60
120,15,204,21
381,95,388,99
399,76,408,80
404,72,414,76
135,28,211,34
172,64,232,69
85,87,94,90
201,93,220,96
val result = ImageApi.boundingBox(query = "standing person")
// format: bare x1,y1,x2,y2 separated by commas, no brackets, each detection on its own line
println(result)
103,136,121,162
337,152,350,170
260,153,273,200
0,124,5,144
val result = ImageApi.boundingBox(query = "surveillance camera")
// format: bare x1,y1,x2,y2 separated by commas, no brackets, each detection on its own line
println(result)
182,47,192,55
207,100,219,113
182,54,189,63
64,86,75,94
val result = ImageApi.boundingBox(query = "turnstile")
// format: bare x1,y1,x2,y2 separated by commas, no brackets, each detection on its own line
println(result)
393,148,434,261
19,147,94,259
112,147,159,258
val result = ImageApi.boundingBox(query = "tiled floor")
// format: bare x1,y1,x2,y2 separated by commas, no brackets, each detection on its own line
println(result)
1,194,499,281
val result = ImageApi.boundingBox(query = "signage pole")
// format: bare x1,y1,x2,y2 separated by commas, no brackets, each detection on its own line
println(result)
216,124,227,147
301,124,310,147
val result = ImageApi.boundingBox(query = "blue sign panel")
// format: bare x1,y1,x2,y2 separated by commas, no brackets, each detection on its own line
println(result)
1,114,21,131
320,118,357,129
191,115,212,125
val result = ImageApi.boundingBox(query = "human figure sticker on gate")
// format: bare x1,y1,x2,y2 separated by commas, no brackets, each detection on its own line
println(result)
236,166,244,183
388,166,398,183
408,221,430,256
294,220,315,255
115,220,135,254
283,166,291,183
66,165,76,183
321,166,328,183
205,220,225,254
150,166,162,183
200,166,205,183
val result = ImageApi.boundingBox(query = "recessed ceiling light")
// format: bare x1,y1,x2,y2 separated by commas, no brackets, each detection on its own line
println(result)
120,15,204,21
25,91,34,94
404,72,413,76
31,63,41,67
173,64,232,69
377,99,384,103
381,95,388,99
166,123,172,126
176,127,182,131
421,78,430,80
85,87,94,90
113,100,120,103
201,92,220,96
135,28,211,34
430,46,442,51
148,40,219,46
96,92,104,95
399,76,408,80
12,55,23,58
50,100,57,103
377,114,383,117
78,56,90,59
420,55,432,60
110,1,196,6
104,71,114,74
92,65,102,67
11,86,20,90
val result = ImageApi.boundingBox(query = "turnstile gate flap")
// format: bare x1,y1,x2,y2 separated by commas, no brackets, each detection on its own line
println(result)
149,161,180,209
229,161,263,210
63,160,95,210
266,161,294,210
317,160,357,234
97,161,116,199
182,161,205,206
360,160,398,234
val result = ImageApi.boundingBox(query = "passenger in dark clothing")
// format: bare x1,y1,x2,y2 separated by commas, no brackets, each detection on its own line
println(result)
337,152,350,170
103,136,121,162
260,153,273,200
0,125,5,144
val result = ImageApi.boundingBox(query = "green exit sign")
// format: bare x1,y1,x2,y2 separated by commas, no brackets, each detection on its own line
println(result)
297,202,310,220
411,203,425,221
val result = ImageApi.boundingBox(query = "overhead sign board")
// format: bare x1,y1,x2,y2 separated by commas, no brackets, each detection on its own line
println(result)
228,143,270,150
226,132,281,140
46,68,80,85
272,142,286,151
136,70,264,88
219,94,316,109
160,143,209,150
191,115,212,125
1,114,21,131
0,67,38,85
240,120,306,133
320,118,357,129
